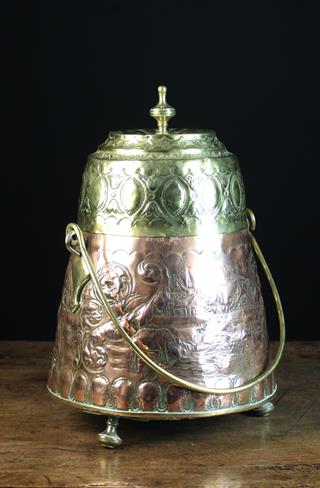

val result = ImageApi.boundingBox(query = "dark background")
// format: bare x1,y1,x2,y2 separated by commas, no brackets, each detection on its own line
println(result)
3,1,320,341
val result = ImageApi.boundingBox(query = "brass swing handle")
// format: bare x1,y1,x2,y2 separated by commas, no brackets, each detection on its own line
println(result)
65,211,285,395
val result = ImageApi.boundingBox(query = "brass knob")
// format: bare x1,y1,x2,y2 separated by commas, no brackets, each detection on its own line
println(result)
149,86,176,134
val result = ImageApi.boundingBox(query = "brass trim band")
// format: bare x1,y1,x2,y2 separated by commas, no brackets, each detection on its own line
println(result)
47,384,277,419
78,156,247,237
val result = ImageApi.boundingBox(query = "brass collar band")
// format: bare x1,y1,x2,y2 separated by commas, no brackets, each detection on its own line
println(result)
78,152,247,237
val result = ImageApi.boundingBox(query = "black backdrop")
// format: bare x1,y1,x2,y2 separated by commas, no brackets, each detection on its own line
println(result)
3,1,320,340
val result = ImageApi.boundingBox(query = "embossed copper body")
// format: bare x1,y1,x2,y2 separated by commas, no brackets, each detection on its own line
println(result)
48,86,285,446
48,229,275,417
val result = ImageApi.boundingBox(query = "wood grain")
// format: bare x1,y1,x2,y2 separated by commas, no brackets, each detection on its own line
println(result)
0,341,319,488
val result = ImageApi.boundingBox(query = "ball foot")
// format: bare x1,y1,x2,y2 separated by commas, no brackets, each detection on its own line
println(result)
248,401,275,417
97,416,122,448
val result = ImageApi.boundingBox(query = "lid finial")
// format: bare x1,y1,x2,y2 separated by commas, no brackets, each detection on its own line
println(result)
149,86,176,134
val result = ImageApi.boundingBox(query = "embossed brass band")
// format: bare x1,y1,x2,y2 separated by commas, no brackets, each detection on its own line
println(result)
65,211,285,395
78,135,247,238
78,155,247,238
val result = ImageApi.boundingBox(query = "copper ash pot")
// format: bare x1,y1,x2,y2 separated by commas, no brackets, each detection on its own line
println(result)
48,86,285,447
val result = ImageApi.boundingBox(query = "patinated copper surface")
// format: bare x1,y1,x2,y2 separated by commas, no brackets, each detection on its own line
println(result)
48,229,275,417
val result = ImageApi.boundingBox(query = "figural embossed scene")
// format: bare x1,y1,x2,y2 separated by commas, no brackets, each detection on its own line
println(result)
47,86,285,447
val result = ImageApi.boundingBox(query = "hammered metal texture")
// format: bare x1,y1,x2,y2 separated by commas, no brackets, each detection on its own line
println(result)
48,229,275,418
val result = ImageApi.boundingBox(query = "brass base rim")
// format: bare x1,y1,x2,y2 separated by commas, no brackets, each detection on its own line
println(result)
47,384,277,420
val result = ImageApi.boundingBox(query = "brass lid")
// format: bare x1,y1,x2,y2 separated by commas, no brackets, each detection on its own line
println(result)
78,86,246,237
96,129,231,161
95,86,230,161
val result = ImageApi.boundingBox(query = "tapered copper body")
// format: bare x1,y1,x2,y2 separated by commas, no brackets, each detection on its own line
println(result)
48,229,275,417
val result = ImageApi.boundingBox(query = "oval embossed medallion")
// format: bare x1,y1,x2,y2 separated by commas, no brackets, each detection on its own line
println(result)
89,174,108,212
201,174,222,215
161,176,188,217
230,173,244,210
120,176,145,216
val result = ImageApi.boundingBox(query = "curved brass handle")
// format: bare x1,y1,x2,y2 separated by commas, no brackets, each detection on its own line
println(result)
65,213,285,395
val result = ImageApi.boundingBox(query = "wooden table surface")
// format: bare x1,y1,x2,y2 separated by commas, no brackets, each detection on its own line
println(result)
0,341,319,488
